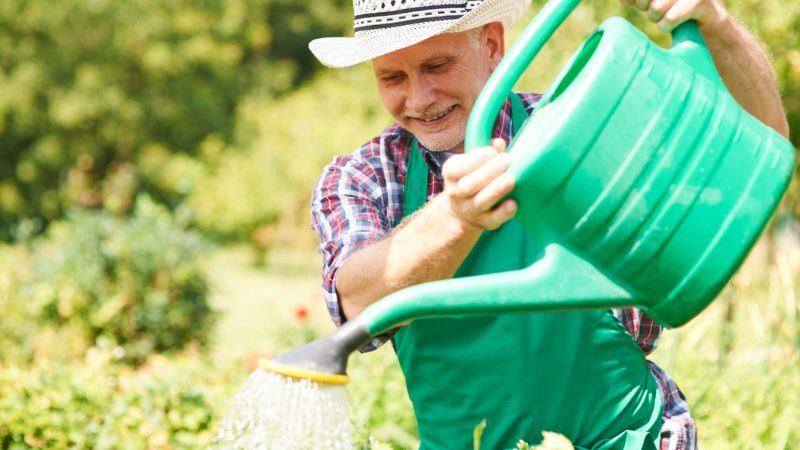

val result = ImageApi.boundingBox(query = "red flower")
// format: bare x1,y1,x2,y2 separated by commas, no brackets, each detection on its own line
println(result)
294,307,309,321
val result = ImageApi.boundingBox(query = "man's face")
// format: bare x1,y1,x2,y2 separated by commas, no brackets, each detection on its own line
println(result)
371,23,505,153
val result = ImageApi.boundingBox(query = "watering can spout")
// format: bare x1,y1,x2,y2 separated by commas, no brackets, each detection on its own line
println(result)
262,242,635,384
357,242,635,335
260,320,371,385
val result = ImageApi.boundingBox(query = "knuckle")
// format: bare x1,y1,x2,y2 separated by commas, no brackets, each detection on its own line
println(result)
664,10,680,21
657,18,674,32
442,163,463,181
451,184,469,199
442,163,455,179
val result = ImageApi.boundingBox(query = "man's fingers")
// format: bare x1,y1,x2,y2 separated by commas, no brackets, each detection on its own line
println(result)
453,152,512,198
470,172,515,212
442,138,515,230
626,0,716,29
442,139,506,182
489,138,507,153
656,0,694,32
442,146,497,181
654,0,720,32
479,199,518,230
647,0,677,22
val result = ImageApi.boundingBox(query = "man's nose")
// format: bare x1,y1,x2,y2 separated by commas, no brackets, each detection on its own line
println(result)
406,75,437,112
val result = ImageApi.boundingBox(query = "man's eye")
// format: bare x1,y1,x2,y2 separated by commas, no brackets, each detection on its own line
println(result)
425,61,450,72
382,74,404,84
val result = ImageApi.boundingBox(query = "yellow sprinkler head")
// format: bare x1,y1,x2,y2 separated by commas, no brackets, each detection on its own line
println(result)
258,320,370,386
259,358,349,385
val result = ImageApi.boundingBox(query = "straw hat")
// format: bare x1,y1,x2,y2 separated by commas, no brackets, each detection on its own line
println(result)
309,0,531,68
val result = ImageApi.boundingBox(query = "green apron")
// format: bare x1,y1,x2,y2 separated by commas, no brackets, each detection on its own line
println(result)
393,94,662,450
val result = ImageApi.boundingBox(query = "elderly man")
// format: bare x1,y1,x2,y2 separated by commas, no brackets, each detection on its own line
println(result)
309,0,789,448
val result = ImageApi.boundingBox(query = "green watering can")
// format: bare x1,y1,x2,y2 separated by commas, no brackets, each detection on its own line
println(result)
263,0,796,385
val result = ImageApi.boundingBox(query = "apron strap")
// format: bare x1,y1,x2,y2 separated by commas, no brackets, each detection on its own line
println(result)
509,92,528,137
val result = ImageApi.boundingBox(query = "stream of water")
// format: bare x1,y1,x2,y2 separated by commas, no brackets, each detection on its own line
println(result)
211,368,357,449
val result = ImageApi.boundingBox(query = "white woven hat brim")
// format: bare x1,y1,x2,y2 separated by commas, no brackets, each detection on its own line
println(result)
310,0,530,68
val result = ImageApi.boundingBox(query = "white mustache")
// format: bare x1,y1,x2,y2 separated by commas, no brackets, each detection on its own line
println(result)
404,104,456,121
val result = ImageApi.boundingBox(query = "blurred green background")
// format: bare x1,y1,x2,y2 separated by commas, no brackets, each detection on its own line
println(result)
0,0,798,448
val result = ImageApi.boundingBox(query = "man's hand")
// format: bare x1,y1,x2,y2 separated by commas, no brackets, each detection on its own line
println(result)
621,0,728,33
335,138,518,319
441,138,518,231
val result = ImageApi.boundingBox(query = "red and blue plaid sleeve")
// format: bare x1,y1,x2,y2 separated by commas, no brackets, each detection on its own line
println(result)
648,360,698,450
310,129,411,351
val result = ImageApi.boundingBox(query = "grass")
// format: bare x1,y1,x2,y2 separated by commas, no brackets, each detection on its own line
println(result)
205,245,325,358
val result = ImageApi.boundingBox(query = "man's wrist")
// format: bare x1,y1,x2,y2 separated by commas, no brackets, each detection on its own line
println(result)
698,2,735,47
431,193,484,239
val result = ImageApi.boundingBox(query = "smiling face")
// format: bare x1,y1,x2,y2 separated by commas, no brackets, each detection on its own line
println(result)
371,23,505,153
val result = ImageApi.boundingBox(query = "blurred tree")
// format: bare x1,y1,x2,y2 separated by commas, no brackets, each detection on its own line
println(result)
0,0,350,239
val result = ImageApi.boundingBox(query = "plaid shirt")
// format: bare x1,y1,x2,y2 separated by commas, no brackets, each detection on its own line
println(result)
311,93,696,449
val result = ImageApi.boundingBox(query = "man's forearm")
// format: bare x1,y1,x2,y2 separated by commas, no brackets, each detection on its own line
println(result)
335,194,482,320
701,10,790,137
334,141,516,320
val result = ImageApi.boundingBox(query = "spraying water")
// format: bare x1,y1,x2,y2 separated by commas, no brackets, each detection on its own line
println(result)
211,368,357,449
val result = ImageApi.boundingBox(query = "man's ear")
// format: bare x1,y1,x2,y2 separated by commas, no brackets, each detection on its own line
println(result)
482,22,505,70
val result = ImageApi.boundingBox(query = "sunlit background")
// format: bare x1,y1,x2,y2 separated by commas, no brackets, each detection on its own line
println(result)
0,0,798,448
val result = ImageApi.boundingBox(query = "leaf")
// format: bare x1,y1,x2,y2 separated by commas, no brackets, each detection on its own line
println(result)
473,419,487,450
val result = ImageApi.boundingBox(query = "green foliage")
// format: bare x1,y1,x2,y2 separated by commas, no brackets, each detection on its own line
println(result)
473,419,487,450
348,347,420,449
0,0,351,238
678,357,800,448
188,65,392,240
2,239,798,448
20,196,214,364
0,350,242,449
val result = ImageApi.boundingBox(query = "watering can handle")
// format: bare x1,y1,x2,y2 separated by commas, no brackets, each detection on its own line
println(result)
670,21,723,88
464,0,718,151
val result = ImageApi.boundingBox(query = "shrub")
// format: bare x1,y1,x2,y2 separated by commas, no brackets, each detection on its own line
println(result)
0,349,242,449
188,64,392,241
20,195,214,364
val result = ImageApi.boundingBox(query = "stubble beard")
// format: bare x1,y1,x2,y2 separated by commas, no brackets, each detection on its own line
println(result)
402,103,466,152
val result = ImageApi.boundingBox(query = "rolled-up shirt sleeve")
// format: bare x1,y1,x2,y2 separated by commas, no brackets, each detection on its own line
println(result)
310,151,397,352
